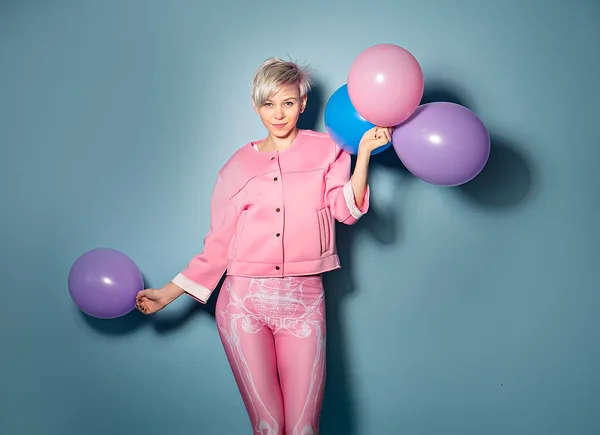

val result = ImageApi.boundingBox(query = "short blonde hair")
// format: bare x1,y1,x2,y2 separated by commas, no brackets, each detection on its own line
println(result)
251,57,313,107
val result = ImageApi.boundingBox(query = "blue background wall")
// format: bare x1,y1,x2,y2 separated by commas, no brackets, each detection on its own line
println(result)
1,0,598,434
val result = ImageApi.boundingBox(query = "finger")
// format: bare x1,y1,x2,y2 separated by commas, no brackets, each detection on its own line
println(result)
375,132,389,143
374,126,391,137
377,127,391,141
137,289,153,301
136,300,147,314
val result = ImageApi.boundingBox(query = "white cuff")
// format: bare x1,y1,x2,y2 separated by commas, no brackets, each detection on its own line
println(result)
343,180,365,220
172,273,211,304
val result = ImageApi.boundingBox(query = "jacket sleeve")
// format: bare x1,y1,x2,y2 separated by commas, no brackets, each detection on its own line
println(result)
324,143,370,225
171,172,239,303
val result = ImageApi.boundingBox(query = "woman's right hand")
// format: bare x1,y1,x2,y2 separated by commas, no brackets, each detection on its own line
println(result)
136,287,175,315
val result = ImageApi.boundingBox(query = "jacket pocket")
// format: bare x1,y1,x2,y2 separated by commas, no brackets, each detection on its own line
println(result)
316,207,332,256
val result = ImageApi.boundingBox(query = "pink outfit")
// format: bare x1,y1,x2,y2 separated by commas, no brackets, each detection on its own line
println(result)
172,129,369,304
216,275,326,435
171,129,370,434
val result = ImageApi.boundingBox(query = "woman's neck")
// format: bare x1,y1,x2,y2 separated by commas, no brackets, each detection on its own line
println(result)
260,128,299,152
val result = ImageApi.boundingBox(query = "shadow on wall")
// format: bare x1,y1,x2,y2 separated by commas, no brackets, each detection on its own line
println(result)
76,78,539,435
297,84,324,131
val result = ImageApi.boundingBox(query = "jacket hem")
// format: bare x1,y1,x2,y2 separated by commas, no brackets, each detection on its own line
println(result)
227,255,341,278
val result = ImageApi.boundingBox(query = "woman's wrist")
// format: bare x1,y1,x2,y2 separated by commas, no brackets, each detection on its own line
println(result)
163,281,185,302
357,144,372,165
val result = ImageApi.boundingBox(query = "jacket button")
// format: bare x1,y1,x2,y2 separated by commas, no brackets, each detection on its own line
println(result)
276,233,280,237
275,266,280,270
271,157,275,160
273,177,278,181
276,208,280,212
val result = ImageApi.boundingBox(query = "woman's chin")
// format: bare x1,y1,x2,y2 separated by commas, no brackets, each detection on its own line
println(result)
269,125,295,137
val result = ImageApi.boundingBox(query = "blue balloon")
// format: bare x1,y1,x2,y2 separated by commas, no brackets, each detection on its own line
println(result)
324,84,392,155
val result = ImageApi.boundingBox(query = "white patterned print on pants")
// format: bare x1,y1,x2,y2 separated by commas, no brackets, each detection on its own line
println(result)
215,275,327,435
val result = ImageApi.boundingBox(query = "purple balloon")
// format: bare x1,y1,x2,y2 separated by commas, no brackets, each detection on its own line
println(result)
68,247,144,319
392,102,490,186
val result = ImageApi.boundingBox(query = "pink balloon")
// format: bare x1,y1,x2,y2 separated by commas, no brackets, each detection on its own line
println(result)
347,44,424,127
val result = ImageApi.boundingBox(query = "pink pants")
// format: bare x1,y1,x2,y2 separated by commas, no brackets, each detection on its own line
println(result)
215,275,327,435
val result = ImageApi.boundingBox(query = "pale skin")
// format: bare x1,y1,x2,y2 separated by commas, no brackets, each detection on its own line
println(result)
135,83,392,315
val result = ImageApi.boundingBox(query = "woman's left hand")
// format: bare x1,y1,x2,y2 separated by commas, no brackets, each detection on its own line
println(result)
358,126,394,154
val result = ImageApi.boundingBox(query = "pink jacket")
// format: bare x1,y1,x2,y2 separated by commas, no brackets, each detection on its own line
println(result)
172,129,370,303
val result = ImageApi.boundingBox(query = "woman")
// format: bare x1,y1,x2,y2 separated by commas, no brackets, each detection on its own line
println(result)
136,57,392,434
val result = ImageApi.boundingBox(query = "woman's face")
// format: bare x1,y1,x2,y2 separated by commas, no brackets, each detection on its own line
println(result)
254,83,306,139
